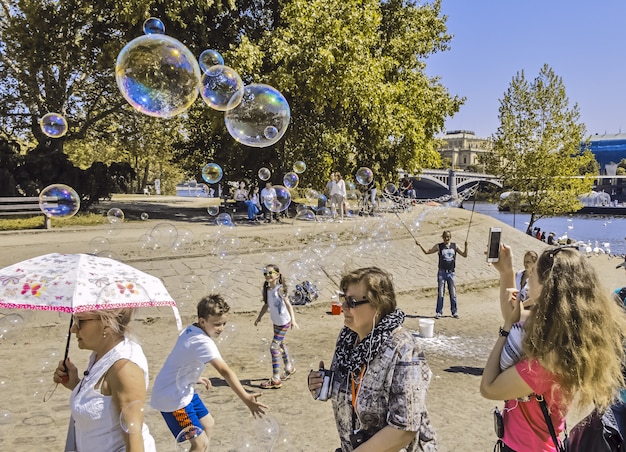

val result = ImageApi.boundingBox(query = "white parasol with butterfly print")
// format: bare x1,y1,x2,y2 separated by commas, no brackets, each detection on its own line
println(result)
0,252,182,330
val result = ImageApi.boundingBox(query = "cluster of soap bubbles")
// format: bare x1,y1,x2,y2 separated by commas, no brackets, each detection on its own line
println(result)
116,18,291,148
38,184,80,219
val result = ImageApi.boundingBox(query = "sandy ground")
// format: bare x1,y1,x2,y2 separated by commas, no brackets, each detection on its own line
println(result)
0,197,624,451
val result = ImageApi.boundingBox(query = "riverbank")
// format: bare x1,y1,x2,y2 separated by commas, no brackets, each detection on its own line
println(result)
0,200,624,451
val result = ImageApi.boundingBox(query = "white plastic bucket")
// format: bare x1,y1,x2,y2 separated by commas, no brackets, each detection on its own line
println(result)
419,319,435,338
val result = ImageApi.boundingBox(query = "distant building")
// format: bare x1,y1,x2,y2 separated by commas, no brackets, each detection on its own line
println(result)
437,130,493,171
587,133,626,173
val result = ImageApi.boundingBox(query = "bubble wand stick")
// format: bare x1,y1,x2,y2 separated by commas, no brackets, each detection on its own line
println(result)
394,211,418,242
465,185,479,243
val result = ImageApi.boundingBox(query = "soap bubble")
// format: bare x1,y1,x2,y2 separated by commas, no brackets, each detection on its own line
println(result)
294,209,316,222
140,212,149,221
207,206,219,216
215,213,234,227
283,172,299,189
304,188,319,203
119,400,145,434
107,208,125,223
176,360,204,392
150,223,178,250
39,113,68,138
385,183,397,194
263,185,291,213
258,167,271,181
200,65,243,111
355,167,373,186
264,126,278,140
224,84,290,148
201,163,223,184
198,49,224,73
0,314,24,340
39,184,80,219
116,34,201,118
175,425,204,451
0,409,12,425
89,236,111,254
142,17,165,35
293,161,306,174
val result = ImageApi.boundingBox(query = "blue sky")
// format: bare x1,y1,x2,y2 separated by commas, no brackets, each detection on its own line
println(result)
425,1,626,139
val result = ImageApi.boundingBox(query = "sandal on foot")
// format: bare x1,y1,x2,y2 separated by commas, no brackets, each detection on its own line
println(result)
260,378,282,389
281,368,297,380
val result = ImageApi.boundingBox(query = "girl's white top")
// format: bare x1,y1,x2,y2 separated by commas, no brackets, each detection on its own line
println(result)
266,284,292,326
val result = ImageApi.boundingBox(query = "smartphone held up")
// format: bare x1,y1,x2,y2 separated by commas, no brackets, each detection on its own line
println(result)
487,227,502,263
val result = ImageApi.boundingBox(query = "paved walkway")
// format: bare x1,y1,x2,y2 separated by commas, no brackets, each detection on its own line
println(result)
0,199,548,316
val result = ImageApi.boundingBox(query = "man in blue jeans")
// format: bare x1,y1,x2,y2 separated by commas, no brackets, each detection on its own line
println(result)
415,230,468,319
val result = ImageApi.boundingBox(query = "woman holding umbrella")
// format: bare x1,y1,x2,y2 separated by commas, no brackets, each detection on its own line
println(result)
53,308,156,452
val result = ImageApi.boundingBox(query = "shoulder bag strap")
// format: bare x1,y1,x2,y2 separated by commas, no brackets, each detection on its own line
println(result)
537,395,565,452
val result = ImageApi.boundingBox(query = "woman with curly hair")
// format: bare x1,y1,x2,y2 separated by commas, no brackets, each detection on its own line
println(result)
481,244,626,452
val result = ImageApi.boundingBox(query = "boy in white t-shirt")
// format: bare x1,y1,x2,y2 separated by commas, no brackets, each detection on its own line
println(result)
151,294,267,450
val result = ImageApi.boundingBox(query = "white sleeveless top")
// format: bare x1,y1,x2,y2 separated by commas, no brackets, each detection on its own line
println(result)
69,338,156,452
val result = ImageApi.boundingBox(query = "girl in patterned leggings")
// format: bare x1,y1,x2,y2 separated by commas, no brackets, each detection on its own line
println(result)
254,264,299,388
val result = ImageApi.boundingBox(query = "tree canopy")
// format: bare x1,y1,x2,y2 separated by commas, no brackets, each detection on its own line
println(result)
485,64,596,230
1,0,462,195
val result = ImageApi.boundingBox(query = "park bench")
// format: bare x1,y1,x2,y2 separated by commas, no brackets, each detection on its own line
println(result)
0,196,57,229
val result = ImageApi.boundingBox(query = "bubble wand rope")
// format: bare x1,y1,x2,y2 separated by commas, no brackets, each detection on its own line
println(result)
394,211,418,242
465,185,479,243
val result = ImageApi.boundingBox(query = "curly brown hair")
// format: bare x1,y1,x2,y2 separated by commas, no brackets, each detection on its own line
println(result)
523,247,626,411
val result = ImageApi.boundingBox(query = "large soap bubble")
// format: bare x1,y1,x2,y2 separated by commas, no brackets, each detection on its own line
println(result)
116,34,201,118
201,163,223,184
175,425,204,451
293,161,306,174
119,400,145,434
39,113,68,138
198,49,224,73
200,65,243,111
283,172,299,189
142,17,165,35
39,184,80,219
355,167,374,186
106,208,125,223
224,84,290,148
263,185,291,213
0,314,24,340
258,167,271,181
176,360,204,392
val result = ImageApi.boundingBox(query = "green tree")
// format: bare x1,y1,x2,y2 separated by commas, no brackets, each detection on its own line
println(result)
485,64,596,230
174,0,462,190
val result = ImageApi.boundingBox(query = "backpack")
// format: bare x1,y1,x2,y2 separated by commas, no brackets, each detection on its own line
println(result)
541,397,626,452
565,403,626,452
288,280,319,306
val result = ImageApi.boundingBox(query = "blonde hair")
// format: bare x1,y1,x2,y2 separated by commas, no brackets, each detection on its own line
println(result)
93,308,135,337
523,247,626,411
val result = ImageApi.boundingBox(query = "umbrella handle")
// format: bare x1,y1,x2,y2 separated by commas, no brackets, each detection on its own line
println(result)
61,316,73,383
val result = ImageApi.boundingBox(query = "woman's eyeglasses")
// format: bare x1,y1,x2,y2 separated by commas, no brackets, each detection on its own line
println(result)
263,270,278,276
72,316,99,330
337,292,370,309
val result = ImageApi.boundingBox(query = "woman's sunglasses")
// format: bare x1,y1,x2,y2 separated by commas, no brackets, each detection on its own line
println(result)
263,269,278,276
337,292,370,309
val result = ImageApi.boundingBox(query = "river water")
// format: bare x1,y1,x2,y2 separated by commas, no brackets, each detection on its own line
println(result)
467,202,626,256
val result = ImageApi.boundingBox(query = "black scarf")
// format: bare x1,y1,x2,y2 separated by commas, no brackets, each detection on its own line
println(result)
334,308,405,374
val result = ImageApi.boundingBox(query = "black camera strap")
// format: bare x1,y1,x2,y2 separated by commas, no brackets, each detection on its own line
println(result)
351,365,366,433
536,395,566,452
